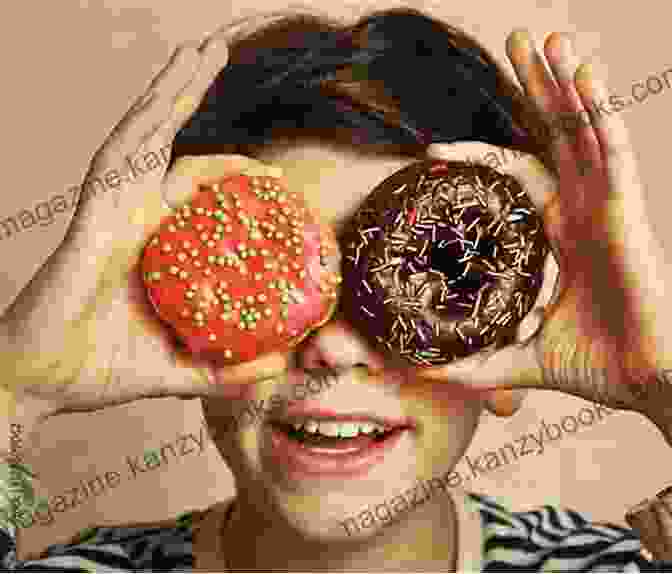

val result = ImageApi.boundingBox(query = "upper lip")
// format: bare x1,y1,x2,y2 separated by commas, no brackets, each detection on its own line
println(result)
266,407,416,430
263,368,417,430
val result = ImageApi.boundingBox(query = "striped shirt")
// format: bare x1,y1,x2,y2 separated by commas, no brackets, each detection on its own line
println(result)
0,491,669,572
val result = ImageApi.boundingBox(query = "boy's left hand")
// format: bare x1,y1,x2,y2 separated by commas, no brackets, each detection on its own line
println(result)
418,30,672,439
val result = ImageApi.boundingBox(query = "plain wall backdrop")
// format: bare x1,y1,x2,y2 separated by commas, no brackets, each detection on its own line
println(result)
2,0,671,559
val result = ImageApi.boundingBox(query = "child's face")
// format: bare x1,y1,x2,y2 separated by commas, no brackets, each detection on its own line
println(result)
202,139,506,540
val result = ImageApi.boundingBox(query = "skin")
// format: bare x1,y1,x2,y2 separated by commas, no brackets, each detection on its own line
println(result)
197,31,672,571
198,140,534,571
2,14,672,568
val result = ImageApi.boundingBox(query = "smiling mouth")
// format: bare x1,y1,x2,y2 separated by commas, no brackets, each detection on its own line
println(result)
264,407,416,477
274,418,401,447
267,413,415,454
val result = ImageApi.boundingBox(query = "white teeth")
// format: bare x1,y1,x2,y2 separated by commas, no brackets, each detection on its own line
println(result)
336,423,360,438
358,422,376,434
289,419,393,438
304,420,319,434
317,422,342,437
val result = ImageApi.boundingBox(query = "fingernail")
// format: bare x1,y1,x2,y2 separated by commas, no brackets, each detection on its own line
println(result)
267,165,284,179
575,62,594,84
510,29,532,49
240,163,277,179
174,94,198,116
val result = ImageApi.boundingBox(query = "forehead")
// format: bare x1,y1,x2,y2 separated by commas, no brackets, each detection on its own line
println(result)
249,139,430,231
251,137,559,311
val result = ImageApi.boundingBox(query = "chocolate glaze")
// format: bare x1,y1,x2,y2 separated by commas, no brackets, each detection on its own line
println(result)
338,159,549,366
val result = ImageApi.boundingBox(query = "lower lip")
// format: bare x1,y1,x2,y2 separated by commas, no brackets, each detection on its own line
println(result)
265,424,409,479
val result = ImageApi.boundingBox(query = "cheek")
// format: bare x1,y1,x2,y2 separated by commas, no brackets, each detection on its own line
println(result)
396,370,485,416
396,373,482,471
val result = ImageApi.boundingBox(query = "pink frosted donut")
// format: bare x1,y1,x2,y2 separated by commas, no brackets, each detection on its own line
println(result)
141,173,342,365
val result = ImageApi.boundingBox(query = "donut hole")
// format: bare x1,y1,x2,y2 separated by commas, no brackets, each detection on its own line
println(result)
474,236,497,259
427,239,462,276
427,240,487,292
454,265,487,292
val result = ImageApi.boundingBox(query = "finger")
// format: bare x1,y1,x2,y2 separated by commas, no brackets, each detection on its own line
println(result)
484,388,528,417
145,41,202,101
150,36,230,147
628,486,672,562
506,30,576,170
162,352,290,399
100,41,202,167
117,42,197,125
414,335,543,391
148,12,307,155
203,8,321,46
425,141,559,216
657,496,672,556
574,62,641,195
543,33,603,173
506,29,560,116
514,252,561,346
118,155,282,280
627,497,670,560
636,498,672,561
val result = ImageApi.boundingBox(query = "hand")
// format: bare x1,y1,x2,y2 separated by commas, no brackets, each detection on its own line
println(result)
417,31,672,430
626,487,672,563
0,27,288,417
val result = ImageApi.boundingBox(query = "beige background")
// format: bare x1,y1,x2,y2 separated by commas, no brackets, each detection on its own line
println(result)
2,0,672,558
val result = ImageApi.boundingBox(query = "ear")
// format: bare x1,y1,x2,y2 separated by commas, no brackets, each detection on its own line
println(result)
483,389,528,417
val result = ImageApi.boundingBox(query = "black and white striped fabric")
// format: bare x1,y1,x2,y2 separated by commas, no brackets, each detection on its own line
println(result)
471,493,670,572
0,492,670,572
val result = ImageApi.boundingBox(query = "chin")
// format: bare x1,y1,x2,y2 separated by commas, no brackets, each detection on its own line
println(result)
221,408,475,541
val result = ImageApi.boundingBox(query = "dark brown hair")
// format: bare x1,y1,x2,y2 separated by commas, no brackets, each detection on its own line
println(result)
172,8,554,173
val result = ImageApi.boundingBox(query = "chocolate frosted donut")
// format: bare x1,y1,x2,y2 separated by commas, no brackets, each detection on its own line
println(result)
339,159,549,366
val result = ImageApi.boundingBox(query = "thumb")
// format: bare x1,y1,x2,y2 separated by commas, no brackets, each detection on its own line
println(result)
153,351,290,401
127,154,278,257
414,324,544,391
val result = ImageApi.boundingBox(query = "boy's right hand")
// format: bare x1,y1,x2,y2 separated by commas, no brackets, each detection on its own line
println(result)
0,32,288,418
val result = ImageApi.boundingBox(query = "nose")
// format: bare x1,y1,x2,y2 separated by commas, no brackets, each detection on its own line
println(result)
296,318,387,375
